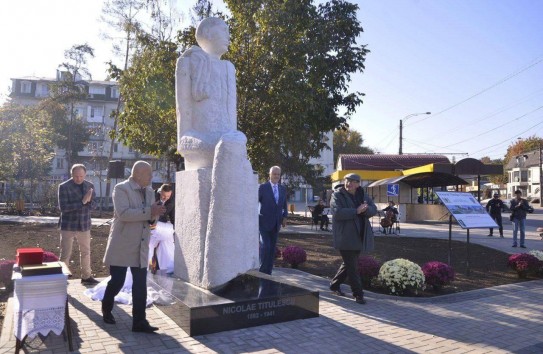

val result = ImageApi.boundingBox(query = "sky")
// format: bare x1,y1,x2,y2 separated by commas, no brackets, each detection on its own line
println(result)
1,0,542,162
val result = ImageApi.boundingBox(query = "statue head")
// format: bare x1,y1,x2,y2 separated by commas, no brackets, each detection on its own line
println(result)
196,17,230,58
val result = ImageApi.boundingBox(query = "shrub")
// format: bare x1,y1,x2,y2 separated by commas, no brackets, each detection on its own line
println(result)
43,251,59,262
282,246,307,268
378,258,425,295
508,253,541,277
358,255,381,284
0,260,16,290
528,250,543,262
422,261,455,290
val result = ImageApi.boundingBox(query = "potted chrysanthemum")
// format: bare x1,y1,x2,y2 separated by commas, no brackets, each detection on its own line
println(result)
378,258,425,295
358,255,382,288
508,253,541,278
282,246,307,269
421,261,455,292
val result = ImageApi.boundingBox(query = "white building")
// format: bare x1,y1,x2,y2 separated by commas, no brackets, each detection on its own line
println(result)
505,149,542,200
9,71,171,200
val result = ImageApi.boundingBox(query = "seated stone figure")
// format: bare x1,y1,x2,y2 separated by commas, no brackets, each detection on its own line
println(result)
177,17,240,170
174,17,258,289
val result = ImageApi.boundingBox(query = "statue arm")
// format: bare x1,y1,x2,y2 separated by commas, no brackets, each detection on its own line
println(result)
190,50,210,101
176,56,192,143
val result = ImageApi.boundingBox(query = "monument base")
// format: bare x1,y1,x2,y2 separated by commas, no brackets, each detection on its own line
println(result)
148,270,319,336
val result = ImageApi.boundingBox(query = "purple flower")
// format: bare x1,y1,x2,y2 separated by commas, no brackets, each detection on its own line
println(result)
508,253,540,272
282,246,307,267
358,255,381,280
422,261,455,287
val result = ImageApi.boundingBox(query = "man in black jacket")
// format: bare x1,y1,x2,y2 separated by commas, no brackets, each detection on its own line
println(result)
329,173,377,304
486,193,504,237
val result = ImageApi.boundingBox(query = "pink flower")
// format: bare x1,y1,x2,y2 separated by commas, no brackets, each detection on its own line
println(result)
422,261,455,287
508,253,540,273
358,255,381,280
282,246,307,267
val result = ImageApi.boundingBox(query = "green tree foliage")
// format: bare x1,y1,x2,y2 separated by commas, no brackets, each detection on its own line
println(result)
0,104,56,197
226,0,369,185
333,128,374,167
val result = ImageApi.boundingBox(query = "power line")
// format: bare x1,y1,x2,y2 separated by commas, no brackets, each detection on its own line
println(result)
410,55,543,127
470,119,543,155
441,106,543,148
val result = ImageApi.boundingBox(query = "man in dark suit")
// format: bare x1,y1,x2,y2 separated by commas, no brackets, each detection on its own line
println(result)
258,166,288,274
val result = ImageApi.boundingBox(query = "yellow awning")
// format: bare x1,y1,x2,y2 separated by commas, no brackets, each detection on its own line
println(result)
331,170,403,183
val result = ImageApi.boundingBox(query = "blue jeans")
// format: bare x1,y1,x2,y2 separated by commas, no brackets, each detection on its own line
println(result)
512,218,526,246
259,227,279,275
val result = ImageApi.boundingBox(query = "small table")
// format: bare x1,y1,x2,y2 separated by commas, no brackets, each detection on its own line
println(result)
12,265,73,353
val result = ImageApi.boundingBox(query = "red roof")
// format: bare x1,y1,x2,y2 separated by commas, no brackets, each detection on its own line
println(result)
338,154,450,171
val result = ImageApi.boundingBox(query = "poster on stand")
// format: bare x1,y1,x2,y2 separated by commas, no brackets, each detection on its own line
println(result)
435,191,498,229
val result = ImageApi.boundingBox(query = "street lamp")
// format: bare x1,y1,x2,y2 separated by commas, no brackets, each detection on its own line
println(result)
399,112,431,155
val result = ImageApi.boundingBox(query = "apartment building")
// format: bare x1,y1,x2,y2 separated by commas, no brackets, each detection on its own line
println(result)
505,149,542,200
9,71,170,199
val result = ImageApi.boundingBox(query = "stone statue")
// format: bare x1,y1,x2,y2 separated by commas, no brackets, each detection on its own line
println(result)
174,17,259,289
177,17,237,170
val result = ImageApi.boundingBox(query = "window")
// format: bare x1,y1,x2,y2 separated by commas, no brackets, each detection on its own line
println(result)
88,105,104,122
113,143,118,153
37,83,48,97
111,86,119,99
89,86,106,95
128,147,133,153
521,170,528,182
56,158,64,169
20,81,31,94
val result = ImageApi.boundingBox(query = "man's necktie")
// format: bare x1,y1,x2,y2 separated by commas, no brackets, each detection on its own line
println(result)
273,184,279,204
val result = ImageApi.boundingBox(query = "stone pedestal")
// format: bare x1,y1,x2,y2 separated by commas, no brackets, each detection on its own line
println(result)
148,271,319,336
174,137,259,290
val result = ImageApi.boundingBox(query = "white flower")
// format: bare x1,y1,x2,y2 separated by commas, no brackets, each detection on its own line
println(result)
378,258,425,295
528,250,543,261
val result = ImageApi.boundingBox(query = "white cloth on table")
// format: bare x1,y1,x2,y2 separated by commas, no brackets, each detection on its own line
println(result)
13,273,68,340
148,221,175,273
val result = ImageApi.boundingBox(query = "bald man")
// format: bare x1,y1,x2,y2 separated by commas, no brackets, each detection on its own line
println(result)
102,161,165,333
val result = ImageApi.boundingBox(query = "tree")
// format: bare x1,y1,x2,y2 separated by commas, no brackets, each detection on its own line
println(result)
44,43,94,172
0,104,56,202
226,0,369,186
333,128,374,167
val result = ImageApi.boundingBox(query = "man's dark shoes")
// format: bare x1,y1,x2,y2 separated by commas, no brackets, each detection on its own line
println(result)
103,312,116,325
81,277,99,285
330,286,346,297
520,245,526,248
354,295,366,304
487,234,493,237
132,320,159,333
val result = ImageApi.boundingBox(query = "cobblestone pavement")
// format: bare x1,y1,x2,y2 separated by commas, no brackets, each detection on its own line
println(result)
1,267,543,353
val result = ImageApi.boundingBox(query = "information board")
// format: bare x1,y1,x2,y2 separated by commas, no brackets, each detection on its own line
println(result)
435,191,498,229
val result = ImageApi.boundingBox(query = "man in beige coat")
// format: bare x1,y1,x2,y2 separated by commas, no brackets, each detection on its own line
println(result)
102,161,165,333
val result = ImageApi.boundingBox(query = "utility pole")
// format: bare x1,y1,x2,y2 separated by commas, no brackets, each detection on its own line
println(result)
399,112,431,155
